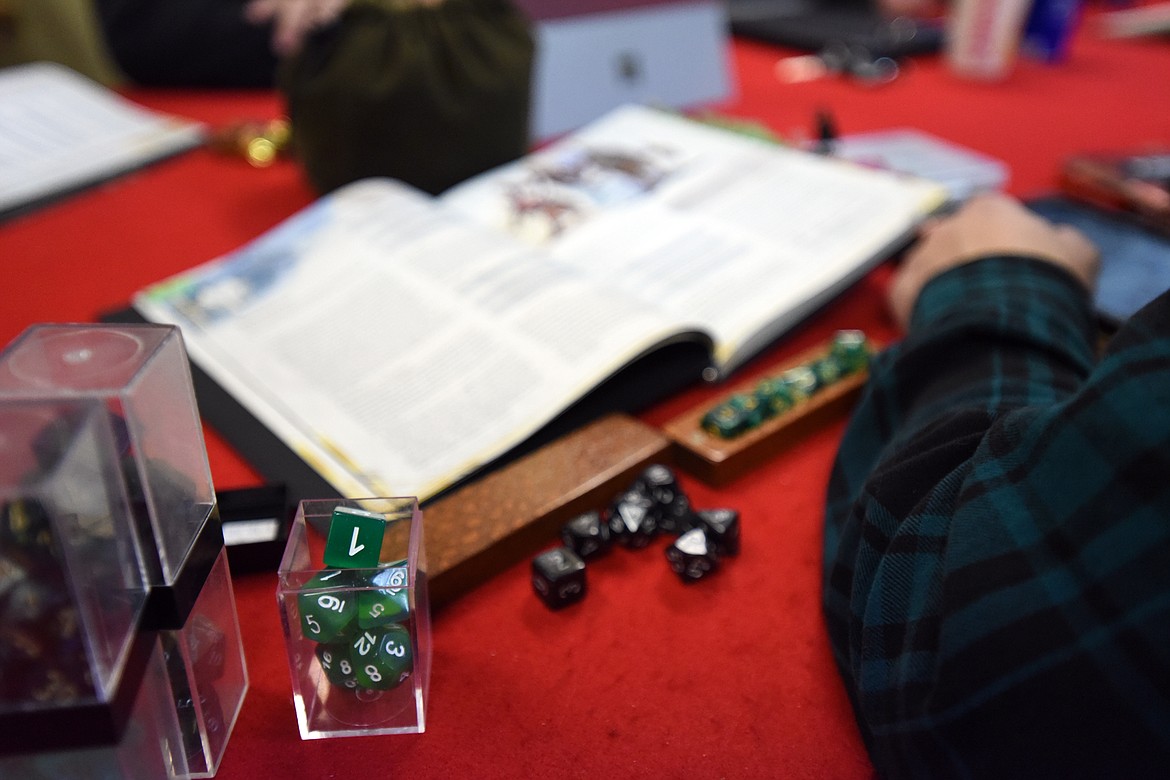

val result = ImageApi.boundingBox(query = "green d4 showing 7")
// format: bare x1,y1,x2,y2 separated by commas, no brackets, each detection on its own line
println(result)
323,506,387,569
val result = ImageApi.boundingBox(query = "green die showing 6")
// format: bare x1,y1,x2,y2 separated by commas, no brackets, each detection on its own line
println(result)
298,569,357,642
356,564,410,629
323,506,387,569
349,625,413,691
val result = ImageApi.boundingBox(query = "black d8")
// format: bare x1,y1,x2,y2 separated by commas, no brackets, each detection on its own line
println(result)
532,547,586,609
561,509,611,559
634,464,693,534
606,490,659,548
665,528,719,582
695,508,740,556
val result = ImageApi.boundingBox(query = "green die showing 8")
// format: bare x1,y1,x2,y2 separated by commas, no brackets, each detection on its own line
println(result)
298,569,358,642
348,625,413,691
316,642,360,691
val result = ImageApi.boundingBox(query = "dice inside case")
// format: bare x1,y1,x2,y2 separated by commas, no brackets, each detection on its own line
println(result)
277,497,432,739
0,324,249,777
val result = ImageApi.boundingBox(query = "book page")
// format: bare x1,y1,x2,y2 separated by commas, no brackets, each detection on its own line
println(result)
0,62,205,218
135,179,694,500
441,105,947,373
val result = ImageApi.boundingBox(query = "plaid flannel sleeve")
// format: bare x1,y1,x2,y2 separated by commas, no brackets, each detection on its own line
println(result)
824,256,1170,777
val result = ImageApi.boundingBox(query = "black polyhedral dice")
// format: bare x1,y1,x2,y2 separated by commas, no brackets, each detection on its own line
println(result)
606,490,659,548
531,547,586,609
560,510,611,560
634,464,693,534
665,528,719,582
695,508,740,556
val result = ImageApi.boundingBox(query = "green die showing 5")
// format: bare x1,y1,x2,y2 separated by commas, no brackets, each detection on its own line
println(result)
356,564,411,629
298,569,357,642
348,625,413,691
323,506,387,569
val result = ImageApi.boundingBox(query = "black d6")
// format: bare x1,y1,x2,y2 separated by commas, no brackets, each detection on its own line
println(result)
532,547,586,609
665,527,719,582
561,509,612,560
695,508,740,556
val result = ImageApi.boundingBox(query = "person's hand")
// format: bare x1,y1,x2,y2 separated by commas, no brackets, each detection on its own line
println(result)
888,192,1100,329
244,0,351,57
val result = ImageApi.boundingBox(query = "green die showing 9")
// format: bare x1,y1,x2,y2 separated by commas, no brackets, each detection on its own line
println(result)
348,625,413,691
298,569,358,642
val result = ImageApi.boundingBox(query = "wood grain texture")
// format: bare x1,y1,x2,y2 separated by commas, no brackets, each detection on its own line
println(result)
663,340,873,487
424,413,671,609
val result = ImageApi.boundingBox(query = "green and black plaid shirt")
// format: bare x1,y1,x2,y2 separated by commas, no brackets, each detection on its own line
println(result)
825,257,1170,778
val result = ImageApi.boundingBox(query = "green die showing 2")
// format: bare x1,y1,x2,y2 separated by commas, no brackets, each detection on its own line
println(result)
323,506,387,569
347,625,414,691
356,564,411,629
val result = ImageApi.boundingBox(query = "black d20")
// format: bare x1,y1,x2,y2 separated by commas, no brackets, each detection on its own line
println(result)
532,547,587,609
665,527,719,582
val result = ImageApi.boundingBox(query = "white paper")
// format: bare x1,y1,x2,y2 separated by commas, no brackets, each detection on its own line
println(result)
0,62,205,217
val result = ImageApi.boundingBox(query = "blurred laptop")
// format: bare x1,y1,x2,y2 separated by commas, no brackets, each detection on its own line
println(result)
727,0,943,59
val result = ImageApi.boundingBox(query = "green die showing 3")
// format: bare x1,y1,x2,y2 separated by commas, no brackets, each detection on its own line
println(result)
356,564,411,630
298,569,358,642
316,642,360,692
348,625,413,691
323,506,387,569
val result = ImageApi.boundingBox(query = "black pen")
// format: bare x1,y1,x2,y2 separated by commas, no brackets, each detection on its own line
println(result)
814,108,838,155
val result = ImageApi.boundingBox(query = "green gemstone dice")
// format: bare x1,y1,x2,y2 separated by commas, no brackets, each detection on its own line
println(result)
830,329,870,374
323,506,388,569
700,330,872,440
356,565,411,629
347,625,413,691
316,642,360,691
298,569,358,642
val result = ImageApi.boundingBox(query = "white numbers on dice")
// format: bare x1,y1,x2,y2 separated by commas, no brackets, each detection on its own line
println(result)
320,650,333,669
353,631,377,657
385,569,407,587
365,665,382,683
304,615,321,635
383,641,406,658
370,603,385,618
317,594,346,612
339,659,352,674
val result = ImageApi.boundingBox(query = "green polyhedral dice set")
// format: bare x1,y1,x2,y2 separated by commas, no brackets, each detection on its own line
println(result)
297,506,415,694
700,330,871,439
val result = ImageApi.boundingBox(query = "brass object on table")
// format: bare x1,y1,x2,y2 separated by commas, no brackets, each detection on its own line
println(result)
206,118,292,167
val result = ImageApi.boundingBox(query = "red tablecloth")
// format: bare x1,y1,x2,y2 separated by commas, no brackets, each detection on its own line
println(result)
2,15,1169,778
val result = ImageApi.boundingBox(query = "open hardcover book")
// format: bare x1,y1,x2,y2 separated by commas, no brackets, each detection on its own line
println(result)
134,105,946,501
0,62,205,220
